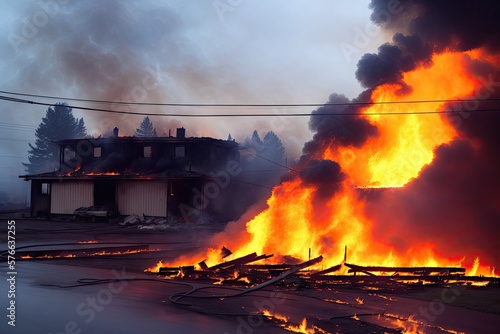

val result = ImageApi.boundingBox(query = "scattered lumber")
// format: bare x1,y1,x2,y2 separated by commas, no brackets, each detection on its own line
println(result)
310,264,342,277
344,263,466,276
151,255,499,288
208,252,259,270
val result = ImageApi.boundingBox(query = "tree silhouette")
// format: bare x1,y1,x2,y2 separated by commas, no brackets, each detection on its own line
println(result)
263,131,285,160
251,130,262,146
135,116,156,137
23,103,87,174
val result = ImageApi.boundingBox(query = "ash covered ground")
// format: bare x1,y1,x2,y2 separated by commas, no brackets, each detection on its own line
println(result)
1,218,499,334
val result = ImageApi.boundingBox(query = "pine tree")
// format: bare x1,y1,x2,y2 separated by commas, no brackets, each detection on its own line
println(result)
23,103,87,174
134,116,156,137
227,133,233,141
251,130,262,145
263,131,285,160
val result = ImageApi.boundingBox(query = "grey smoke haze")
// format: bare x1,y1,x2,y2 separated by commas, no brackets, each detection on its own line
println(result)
0,1,378,200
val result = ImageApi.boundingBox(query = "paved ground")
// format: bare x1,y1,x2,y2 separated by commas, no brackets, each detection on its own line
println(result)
1,219,499,333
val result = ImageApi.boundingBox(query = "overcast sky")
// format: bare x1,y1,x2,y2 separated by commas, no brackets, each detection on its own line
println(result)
0,0,383,200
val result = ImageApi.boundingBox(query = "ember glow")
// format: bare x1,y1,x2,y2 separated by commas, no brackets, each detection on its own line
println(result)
20,248,151,260
83,171,121,176
156,49,498,277
263,310,316,334
386,313,465,334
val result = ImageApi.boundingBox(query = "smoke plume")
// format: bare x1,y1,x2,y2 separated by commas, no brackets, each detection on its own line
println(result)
304,0,500,268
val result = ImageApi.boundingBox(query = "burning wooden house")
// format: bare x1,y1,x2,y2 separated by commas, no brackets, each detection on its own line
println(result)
20,128,239,219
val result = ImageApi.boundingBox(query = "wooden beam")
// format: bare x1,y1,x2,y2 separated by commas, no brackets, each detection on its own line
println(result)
310,264,342,277
208,252,258,270
345,263,466,274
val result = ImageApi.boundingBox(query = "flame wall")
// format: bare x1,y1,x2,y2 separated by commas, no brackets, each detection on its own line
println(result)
159,1,500,275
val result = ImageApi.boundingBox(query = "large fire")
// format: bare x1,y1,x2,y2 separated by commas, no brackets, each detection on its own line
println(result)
154,50,497,277
324,51,479,188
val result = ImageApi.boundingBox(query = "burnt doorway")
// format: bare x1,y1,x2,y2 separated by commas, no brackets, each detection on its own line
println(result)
94,180,116,207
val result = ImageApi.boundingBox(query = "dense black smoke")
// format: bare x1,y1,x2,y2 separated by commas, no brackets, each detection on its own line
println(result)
370,0,500,52
293,92,376,201
357,0,500,89
299,160,345,200
299,0,500,268
306,93,378,153
359,0,500,269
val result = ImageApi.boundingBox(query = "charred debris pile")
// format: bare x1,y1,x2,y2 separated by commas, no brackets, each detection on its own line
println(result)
147,247,500,290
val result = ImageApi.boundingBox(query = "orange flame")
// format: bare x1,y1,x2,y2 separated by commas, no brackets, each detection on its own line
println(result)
324,51,479,187
146,260,163,273
83,171,121,176
388,314,425,334
65,165,81,176
263,310,315,334
284,318,314,334
156,50,497,277
20,249,151,261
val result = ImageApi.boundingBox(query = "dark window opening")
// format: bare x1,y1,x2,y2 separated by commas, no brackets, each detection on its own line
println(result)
94,180,116,207
144,146,152,158
175,146,185,157
64,146,76,163
41,183,51,195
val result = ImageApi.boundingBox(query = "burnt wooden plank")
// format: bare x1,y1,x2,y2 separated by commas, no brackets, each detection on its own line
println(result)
311,264,342,277
243,264,293,270
159,266,195,274
208,252,258,270
345,263,466,274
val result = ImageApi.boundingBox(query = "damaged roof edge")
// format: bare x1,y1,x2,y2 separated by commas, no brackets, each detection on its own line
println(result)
53,136,239,147
19,170,216,181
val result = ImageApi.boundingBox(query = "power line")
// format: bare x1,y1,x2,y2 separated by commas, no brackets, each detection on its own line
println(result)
232,179,274,190
239,169,289,173
1,89,500,108
252,153,300,173
0,121,37,129
0,126,36,133
0,155,26,159
0,137,31,142
1,94,499,117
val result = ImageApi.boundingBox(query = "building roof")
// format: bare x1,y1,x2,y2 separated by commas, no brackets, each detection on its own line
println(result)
19,169,212,181
54,136,238,147
22,133,237,180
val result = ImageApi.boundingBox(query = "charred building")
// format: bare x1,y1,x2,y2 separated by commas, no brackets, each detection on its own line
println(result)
20,128,240,220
